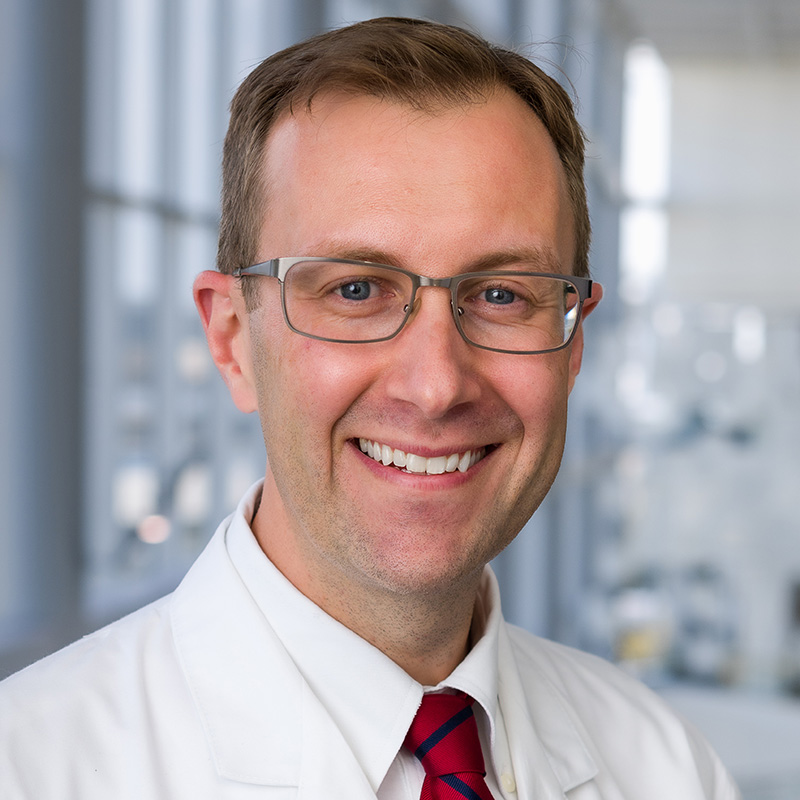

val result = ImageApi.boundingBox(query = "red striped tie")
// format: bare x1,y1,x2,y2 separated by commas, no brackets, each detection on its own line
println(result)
404,692,495,800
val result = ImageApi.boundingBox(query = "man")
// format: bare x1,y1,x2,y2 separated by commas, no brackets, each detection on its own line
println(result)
0,17,739,799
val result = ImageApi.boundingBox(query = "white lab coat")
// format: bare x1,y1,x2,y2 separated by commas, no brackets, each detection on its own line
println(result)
0,514,740,799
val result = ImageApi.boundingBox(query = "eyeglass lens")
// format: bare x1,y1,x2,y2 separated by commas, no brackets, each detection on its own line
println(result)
282,260,580,352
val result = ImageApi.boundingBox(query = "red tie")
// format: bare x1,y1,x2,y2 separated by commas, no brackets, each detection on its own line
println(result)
404,692,495,800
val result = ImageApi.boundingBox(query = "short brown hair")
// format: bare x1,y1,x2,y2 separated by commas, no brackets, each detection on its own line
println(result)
218,16,590,303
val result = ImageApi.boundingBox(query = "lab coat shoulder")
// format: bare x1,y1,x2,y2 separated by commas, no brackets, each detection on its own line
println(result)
0,594,219,799
502,623,741,800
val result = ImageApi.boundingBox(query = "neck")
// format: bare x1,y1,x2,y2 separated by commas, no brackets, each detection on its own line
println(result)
325,571,481,686
251,480,483,685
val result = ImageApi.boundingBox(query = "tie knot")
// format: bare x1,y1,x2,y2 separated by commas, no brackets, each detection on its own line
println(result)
404,692,486,778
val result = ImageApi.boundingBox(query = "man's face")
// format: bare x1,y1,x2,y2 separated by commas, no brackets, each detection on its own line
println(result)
233,90,595,601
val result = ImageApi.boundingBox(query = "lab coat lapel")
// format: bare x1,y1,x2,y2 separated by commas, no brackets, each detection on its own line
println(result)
497,622,598,798
297,685,380,799
170,528,377,797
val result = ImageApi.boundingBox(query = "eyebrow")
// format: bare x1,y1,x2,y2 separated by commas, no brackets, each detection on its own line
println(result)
467,246,563,274
307,242,566,275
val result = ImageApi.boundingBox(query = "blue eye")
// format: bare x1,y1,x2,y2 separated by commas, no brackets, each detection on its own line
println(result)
485,287,515,305
338,280,372,300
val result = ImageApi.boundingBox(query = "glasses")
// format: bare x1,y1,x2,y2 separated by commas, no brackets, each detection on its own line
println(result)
233,257,594,355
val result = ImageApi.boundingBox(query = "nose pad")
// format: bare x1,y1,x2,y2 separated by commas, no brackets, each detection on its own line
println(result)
402,296,419,316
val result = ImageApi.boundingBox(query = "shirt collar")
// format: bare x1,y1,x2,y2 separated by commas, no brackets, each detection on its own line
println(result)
225,481,502,792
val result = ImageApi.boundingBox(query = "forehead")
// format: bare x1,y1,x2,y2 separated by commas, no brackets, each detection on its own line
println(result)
258,90,575,270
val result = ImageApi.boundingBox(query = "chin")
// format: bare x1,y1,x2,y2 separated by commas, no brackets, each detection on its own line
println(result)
354,538,496,598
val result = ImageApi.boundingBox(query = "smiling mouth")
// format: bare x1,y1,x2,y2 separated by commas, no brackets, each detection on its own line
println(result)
357,438,490,475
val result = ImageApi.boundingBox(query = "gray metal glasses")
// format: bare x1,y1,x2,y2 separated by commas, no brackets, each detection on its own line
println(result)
233,257,594,355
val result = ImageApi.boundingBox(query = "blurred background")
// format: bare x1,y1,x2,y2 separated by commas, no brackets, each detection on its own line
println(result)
1,0,799,795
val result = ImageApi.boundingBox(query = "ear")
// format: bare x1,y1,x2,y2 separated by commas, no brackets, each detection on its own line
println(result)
567,281,603,393
193,270,259,413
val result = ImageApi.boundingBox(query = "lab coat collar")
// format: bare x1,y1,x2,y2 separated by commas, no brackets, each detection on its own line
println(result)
170,517,307,788
497,621,599,796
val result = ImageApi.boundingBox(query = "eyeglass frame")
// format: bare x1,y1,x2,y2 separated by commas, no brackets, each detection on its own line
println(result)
233,256,595,355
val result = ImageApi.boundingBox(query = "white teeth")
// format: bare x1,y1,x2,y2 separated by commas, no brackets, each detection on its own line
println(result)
357,438,487,475
406,453,427,473
427,456,447,475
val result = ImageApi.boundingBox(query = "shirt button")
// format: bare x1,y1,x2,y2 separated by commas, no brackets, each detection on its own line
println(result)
501,772,517,793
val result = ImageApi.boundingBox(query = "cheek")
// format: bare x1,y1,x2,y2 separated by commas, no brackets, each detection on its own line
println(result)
254,333,375,440
499,361,572,483
495,353,571,430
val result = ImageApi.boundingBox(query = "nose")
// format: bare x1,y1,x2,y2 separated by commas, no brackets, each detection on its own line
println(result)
382,287,482,419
